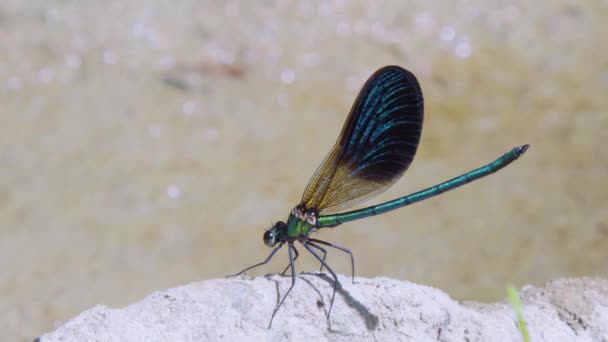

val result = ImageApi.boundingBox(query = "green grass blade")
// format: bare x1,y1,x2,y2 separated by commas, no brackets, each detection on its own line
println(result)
507,284,531,342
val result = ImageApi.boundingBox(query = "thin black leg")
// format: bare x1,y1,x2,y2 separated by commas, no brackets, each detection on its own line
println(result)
307,242,328,272
228,242,284,277
308,238,356,284
281,245,299,275
302,241,339,331
268,242,297,329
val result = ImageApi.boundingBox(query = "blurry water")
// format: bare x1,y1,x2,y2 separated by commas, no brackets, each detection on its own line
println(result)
1,1,607,340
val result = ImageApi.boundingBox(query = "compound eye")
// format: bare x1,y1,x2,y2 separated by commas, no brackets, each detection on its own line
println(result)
263,230,276,247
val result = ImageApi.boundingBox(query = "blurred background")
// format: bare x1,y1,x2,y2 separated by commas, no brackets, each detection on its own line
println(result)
1,1,606,340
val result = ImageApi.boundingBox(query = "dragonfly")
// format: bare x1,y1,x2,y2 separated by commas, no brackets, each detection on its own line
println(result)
230,65,529,329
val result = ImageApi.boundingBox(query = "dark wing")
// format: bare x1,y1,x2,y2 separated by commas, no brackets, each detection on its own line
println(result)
300,66,424,214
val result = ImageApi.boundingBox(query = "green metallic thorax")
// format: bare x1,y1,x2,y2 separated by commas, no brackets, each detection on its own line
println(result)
285,213,315,239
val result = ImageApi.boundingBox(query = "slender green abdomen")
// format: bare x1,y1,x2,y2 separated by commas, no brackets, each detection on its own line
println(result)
317,145,528,228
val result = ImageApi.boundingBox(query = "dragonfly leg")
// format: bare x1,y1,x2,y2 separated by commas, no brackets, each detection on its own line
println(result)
228,242,284,277
306,242,328,273
268,242,297,328
308,238,356,284
302,240,339,331
280,245,299,275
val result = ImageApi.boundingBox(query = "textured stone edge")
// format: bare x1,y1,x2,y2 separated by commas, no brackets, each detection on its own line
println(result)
37,275,608,341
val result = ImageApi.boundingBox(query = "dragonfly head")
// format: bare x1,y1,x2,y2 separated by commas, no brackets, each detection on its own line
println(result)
264,221,286,247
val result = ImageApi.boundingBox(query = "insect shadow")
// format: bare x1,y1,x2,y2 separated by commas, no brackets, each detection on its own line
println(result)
267,272,379,331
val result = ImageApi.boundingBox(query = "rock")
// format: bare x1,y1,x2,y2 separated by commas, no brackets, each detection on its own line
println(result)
37,275,608,341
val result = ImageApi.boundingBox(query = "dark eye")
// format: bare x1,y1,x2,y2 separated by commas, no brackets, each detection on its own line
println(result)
263,230,276,247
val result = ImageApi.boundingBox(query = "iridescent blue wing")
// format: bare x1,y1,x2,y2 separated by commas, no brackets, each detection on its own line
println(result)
300,66,424,214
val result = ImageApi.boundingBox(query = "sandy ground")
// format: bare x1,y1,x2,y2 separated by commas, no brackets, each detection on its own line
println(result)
1,1,607,340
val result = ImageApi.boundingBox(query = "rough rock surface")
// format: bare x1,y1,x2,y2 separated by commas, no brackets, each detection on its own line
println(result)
38,275,608,341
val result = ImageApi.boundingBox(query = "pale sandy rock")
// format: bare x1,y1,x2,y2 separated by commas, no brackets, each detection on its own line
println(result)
38,276,608,341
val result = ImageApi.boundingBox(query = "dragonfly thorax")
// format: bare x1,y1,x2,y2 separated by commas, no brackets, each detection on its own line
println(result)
283,205,318,240
263,205,319,247
292,205,318,226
